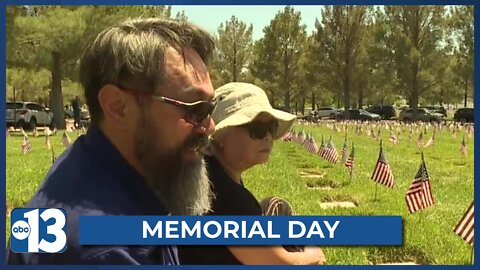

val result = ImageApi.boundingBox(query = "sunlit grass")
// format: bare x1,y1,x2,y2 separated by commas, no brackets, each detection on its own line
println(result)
5,123,474,264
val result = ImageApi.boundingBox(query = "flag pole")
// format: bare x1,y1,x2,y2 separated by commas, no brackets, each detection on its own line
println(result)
51,146,55,164
470,245,474,265
374,183,378,201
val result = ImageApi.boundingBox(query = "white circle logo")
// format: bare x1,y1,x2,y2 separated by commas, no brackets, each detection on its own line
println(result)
11,220,30,240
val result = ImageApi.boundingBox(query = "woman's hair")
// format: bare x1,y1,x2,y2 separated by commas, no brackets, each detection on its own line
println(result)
260,196,295,216
259,196,304,253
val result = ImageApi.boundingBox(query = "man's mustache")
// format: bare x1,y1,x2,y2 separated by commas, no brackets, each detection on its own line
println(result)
185,134,209,151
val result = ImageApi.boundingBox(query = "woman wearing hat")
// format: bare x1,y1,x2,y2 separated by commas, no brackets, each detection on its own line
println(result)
178,82,326,265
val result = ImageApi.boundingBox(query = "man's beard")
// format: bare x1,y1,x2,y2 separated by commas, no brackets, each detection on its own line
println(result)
134,115,212,216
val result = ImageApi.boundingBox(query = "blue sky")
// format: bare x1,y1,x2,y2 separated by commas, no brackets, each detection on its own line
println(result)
170,5,323,40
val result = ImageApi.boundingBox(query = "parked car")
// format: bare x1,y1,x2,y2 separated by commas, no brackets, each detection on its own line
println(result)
337,109,381,121
365,105,396,120
423,106,447,117
453,108,474,123
315,107,341,119
399,108,444,122
6,101,53,130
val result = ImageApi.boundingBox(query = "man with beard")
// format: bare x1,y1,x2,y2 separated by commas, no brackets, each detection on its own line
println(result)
7,18,216,265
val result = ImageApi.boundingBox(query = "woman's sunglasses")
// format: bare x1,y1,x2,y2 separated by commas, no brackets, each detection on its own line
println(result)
118,87,217,126
240,120,279,140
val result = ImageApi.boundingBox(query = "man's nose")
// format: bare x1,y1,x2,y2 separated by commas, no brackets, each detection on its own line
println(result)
194,116,215,135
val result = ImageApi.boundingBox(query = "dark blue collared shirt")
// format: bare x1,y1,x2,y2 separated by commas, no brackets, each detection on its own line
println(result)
7,126,179,265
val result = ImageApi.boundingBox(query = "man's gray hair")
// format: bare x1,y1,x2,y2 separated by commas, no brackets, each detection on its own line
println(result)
79,18,215,125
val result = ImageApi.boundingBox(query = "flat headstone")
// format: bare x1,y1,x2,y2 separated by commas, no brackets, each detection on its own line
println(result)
307,186,333,191
376,262,418,265
319,201,356,209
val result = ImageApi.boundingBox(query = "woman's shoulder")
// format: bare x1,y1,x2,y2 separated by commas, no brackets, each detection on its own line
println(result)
203,156,261,216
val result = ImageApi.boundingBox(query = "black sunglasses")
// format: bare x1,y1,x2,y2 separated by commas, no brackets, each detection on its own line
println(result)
240,120,279,140
119,87,217,126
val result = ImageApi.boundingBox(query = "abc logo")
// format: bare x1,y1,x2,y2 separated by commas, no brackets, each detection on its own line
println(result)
10,208,67,253
12,220,31,240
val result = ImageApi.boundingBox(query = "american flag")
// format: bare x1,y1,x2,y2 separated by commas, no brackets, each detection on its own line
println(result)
45,133,51,149
405,158,434,213
302,133,311,147
44,127,52,136
371,141,395,188
282,129,293,141
321,137,338,164
417,132,424,148
51,146,57,164
369,128,377,139
317,135,326,156
20,127,27,137
409,128,413,142
62,131,71,147
454,201,474,245
304,134,319,154
389,129,398,144
460,135,467,156
290,130,297,142
340,134,348,164
297,130,306,144
424,132,435,148
22,135,32,154
345,143,355,171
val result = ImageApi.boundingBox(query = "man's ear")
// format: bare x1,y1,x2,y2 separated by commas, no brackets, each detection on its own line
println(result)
98,85,130,129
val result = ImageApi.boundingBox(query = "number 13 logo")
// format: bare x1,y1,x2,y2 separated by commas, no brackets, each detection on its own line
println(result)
11,208,67,253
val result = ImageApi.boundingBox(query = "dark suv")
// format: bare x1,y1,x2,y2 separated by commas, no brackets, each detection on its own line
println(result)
454,108,474,123
365,105,396,120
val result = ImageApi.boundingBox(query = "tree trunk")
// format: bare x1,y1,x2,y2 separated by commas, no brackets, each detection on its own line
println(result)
301,96,305,115
283,52,290,111
358,87,363,109
311,93,316,111
232,44,237,82
464,77,468,108
51,51,65,129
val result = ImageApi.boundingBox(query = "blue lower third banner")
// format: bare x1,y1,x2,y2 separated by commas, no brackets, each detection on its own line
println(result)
79,216,402,246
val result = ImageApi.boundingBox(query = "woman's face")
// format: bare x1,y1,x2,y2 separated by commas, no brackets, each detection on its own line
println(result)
217,113,278,172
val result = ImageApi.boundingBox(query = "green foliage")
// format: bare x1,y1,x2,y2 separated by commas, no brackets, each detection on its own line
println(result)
212,16,253,86
6,5,474,116
250,6,307,111
313,6,369,112
384,6,446,108
6,68,50,103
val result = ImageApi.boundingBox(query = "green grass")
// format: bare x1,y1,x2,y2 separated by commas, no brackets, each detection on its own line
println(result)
243,123,474,265
5,123,474,265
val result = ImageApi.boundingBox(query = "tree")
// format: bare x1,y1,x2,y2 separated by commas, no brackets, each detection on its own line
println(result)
7,6,172,128
364,7,399,106
384,6,446,113
450,5,474,107
313,6,369,116
251,6,307,112
213,16,253,85
6,68,50,104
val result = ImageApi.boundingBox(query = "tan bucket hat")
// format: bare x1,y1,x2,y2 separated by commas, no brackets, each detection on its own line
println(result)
212,82,296,140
